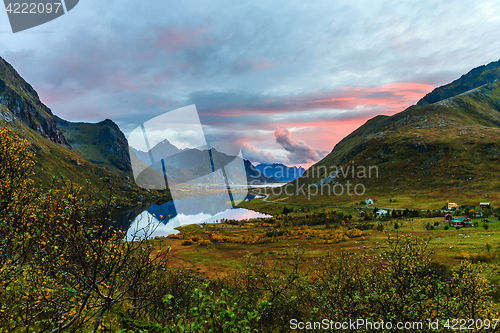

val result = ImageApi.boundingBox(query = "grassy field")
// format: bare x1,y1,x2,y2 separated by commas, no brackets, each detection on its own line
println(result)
152,197,500,278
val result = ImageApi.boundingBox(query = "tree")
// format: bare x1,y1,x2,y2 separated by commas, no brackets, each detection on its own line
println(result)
0,126,39,320
0,126,170,332
27,182,170,332
485,241,492,253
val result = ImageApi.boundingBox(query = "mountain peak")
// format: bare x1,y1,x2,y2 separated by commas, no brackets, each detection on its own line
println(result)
417,58,500,106
255,163,305,182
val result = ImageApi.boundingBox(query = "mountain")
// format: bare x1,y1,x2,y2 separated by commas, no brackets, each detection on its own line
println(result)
131,142,279,186
0,56,147,200
0,56,68,146
282,59,500,207
417,59,500,106
55,116,132,177
130,139,180,166
255,163,305,182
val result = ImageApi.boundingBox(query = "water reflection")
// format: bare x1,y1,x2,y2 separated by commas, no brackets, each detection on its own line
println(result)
118,193,271,240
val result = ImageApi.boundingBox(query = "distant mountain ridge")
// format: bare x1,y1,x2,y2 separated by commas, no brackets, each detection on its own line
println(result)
255,163,305,182
130,139,180,166
131,140,279,186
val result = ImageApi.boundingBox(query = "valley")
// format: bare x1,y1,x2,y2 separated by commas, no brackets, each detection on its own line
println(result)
3,53,500,330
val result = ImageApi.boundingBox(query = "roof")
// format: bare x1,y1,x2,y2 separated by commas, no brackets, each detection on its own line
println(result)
451,217,472,223
480,202,490,205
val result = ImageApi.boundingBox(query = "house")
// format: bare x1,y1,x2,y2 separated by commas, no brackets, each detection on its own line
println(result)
450,216,473,228
448,202,459,209
480,202,491,209
444,213,453,222
377,209,388,216
360,211,365,217
365,198,374,205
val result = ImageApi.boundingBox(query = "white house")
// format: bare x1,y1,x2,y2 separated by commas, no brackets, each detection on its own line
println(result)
365,198,374,205
377,209,388,216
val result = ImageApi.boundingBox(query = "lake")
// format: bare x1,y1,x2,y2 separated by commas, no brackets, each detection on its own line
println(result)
117,193,271,240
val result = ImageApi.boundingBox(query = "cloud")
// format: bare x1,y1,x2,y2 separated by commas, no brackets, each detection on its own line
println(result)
240,141,287,165
154,27,212,53
274,127,324,164
3,0,500,160
191,82,434,123
232,58,280,72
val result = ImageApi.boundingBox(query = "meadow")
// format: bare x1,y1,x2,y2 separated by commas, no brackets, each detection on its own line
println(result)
157,197,500,276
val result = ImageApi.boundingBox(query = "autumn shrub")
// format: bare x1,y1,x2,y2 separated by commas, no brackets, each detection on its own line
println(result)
0,127,38,302
0,126,170,332
319,229,348,243
346,228,364,238
197,239,211,247
181,239,194,245
312,236,495,326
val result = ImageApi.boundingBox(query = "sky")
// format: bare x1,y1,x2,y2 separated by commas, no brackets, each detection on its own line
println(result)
1,0,500,168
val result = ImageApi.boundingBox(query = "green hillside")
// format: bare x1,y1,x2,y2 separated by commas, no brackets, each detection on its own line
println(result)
418,59,500,106
279,59,500,209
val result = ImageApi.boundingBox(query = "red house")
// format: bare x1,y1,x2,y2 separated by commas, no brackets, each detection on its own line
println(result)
444,213,453,222
450,217,473,228
360,211,365,217
480,202,490,209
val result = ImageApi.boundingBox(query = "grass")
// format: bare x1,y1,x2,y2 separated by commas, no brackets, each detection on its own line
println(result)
150,197,500,277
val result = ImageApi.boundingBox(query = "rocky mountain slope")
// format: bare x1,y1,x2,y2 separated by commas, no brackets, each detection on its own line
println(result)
0,56,68,146
56,116,132,177
0,56,139,196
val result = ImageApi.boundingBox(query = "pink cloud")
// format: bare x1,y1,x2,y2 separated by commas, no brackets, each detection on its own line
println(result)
287,82,435,112
155,27,212,53
240,141,286,165
233,58,280,71
200,82,435,117
274,127,324,164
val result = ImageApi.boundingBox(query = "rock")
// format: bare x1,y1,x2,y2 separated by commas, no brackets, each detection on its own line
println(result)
0,59,69,146
70,159,82,166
